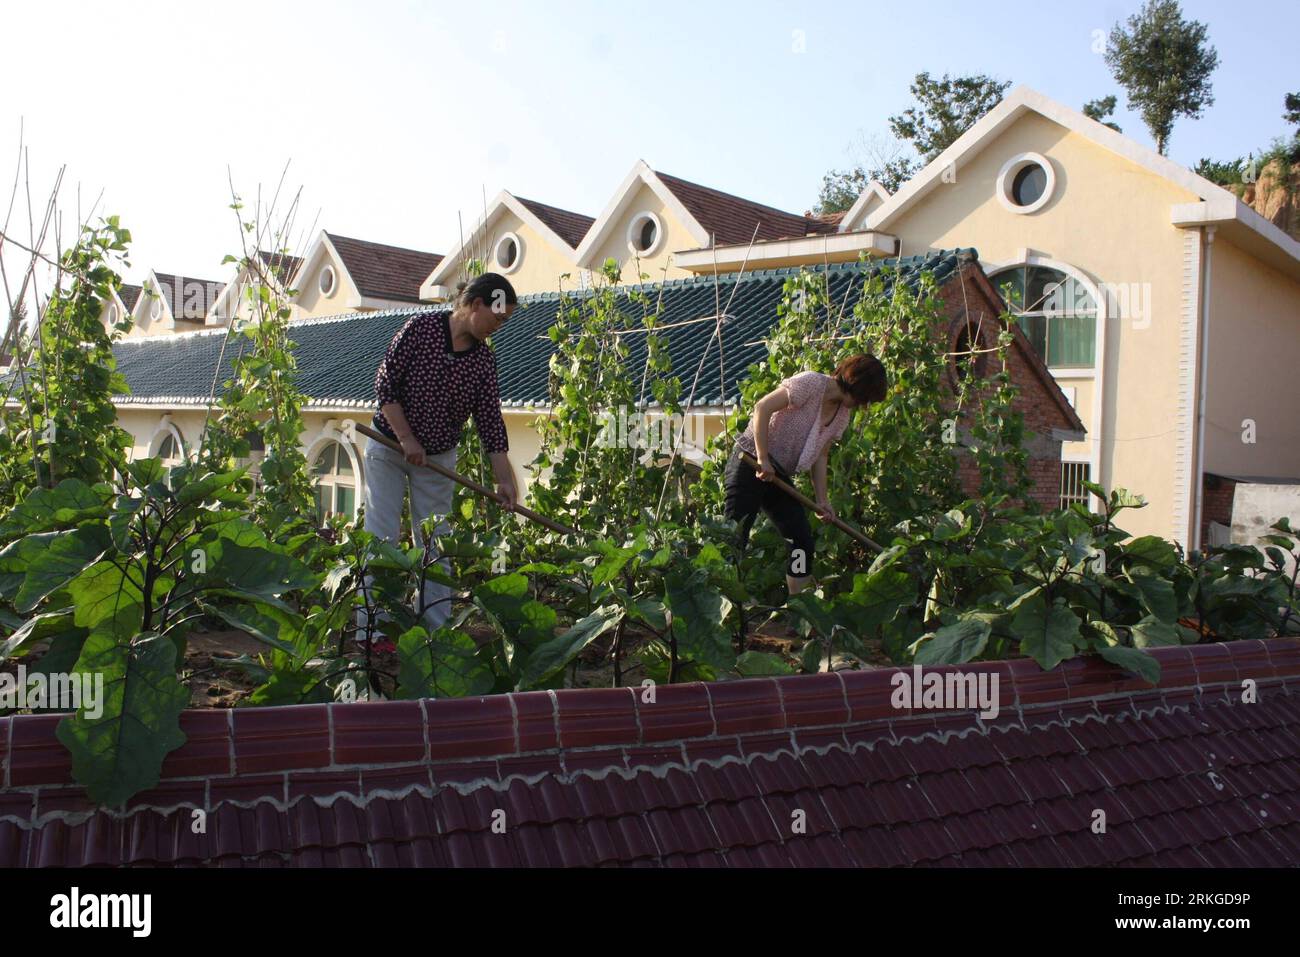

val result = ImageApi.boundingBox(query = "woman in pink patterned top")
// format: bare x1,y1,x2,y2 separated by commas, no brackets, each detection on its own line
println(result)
726,354,887,595
361,273,519,637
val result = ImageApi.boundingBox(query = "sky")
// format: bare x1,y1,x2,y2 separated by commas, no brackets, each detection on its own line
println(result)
1,0,1296,290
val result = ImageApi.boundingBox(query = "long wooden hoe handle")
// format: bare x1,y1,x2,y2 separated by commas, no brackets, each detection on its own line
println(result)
738,451,883,554
355,424,579,537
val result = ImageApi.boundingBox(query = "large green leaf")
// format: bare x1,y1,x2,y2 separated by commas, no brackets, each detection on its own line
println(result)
1123,535,1180,569
396,626,495,699
591,544,636,586
0,532,64,602
735,651,796,676
174,470,242,508
786,592,836,640
68,560,146,629
204,538,319,596
56,627,189,807
913,616,991,665
1095,644,1160,684
842,568,915,631
244,667,333,707
665,570,733,669
1011,594,1081,670
207,600,303,656
0,478,107,538
2,609,79,659
518,605,623,689
473,572,556,649
13,525,113,613
1130,615,1182,649
1123,566,1178,623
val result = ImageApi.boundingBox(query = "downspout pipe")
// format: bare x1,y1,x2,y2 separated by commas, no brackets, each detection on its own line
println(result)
1192,225,1216,552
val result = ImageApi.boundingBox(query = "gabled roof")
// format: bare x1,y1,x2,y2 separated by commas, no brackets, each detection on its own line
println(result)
256,250,303,288
655,170,832,245
837,180,891,233
574,161,835,268
326,233,443,304
94,249,1084,436
3,639,1296,866
135,270,224,325
514,197,595,249
205,251,306,325
859,86,1300,279
118,283,142,312
423,192,594,296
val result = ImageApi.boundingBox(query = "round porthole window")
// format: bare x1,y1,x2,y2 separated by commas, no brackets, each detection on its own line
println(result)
494,233,522,273
626,211,664,257
150,295,163,322
996,152,1056,215
107,304,118,325
319,265,336,297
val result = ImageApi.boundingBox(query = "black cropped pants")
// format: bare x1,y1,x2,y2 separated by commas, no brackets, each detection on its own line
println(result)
723,447,815,579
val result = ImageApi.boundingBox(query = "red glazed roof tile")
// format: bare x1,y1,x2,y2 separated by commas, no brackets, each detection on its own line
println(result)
2,639,1298,867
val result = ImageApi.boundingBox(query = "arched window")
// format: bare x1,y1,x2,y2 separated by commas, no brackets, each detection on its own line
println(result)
948,312,991,385
154,428,185,490
990,264,1096,369
312,440,357,522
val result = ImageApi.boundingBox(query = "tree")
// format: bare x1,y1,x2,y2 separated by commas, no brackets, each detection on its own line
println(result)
887,72,1012,162
1083,95,1123,133
1104,0,1219,155
1194,156,1244,186
815,156,918,214
814,75,1007,214
1285,92,1300,129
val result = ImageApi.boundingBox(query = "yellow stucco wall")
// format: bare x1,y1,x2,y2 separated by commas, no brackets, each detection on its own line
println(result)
454,211,583,298
294,250,363,318
586,181,696,285
884,110,1203,541
1203,236,1300,480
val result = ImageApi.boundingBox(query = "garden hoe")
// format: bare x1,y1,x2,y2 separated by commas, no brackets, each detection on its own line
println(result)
355,424,579,537
737,450,883,554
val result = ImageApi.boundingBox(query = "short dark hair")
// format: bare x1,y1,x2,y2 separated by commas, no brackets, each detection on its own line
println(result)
456,272,518,317
834,353,887,405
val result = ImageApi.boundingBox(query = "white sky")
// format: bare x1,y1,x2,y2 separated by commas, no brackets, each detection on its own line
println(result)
2,0,1295,294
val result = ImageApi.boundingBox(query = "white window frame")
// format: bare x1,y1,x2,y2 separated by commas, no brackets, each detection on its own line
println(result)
626,211,665,257
996,152,1056,215
494,232,523,274
308,432,362,523
318,264,337,297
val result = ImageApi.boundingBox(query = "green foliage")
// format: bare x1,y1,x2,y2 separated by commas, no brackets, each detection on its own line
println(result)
888,72,1012,162
199,242,315,542
0,462,319,803
1105,0,1219,154
816,157,918,214
1195,156,1247,185
0,217,134,513
1083,95,1122,133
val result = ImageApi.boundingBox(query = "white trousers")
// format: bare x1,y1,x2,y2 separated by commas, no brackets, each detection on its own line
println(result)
360,437,458,634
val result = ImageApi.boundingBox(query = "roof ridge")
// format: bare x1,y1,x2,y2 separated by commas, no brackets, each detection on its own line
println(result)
654,169,810,222
325,231,443,257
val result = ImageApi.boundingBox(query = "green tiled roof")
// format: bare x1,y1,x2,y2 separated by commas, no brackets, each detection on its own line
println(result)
5,249,976,411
